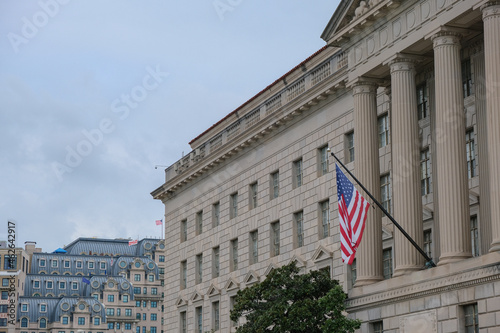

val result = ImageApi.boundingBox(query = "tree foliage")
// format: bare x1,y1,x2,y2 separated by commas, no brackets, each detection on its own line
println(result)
230,262,361,333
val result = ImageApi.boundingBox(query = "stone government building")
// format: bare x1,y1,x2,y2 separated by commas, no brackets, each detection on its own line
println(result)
152,0,500,332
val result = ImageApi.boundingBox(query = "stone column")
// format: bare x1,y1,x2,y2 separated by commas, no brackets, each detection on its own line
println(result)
482,2,500,252
352,79,383,286
388,57,425,275
431,30,471,264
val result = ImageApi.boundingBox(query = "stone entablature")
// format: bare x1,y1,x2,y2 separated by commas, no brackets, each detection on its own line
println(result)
152,50,348,200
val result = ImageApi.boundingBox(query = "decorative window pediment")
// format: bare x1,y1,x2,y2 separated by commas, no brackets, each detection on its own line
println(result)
264,263,279,277
190,289,204,303
243,270,260,286
206,283,221,298
176,296,187,308
312,245,333,263
224,277,240,292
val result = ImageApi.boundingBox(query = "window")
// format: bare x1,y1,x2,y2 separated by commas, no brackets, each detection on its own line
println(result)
106,308,114,316
125,309,132,317
212,301,220,331
230,192,239,218
59,281,66,289
351,259,357,286
424,230,432,259
195,306,203,333
212,247,220,278
250,231,258,264
134,274,141,281
249,182,258,209
4,255,16,270
471,216,479,257
33,280,40,289
88,261,94,269
134,287,141,294
271,171,279,199
1,279,7,287
345,132,355,163
380,174,391,213
21,318,28,327
466,129,476,178
178,220,188,244
40,259,46,267
109,323,114,329
1,291,6,300
383,248,393,279
108,295,114,302
421,149,432,195
72,281,78,290
62,316,69,324
378,114,389,148
136,301,141,307
294,211,304,248
180,311,187,333
463,303,479,332
51,259,58,267
64,260,70,268
231,239,239,271
230,296,237,327
320,200,330,239
148,274,154,282
212,202,220,227
143,313,146,319
76,261,82,269
0,318,6,327
151,287,157,295
181,260,187,289
372,321,384,333
196,254,203,284
78,317,85,325
143,287,147,294
462,58,473,98
271,221,280,257
318,146,329,176
21,303,28,312
100,262,106,269
159,255,165,262
151,327,157,333
40,303,47,312
123,294,129,303
125,323,132,330
94,317,100,325
293,159,303,188
151,301,157,308
196,210,203,235
40,318,47,328
417,82,429,120
151,313,157,321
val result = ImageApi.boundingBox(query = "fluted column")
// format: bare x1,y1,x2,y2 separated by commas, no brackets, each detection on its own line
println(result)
388,57,424,275
482,2,500,252
431,31,471,264
352,80,383,286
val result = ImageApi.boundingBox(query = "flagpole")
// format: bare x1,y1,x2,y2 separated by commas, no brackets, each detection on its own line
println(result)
329,149,436,268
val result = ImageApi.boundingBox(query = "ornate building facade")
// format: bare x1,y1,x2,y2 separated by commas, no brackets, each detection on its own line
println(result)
152,0,500,332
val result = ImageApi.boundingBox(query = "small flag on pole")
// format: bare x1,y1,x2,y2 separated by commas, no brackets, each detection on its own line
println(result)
82,277,91,285
128,239,138,246
336,163,370,265
155,219,163,226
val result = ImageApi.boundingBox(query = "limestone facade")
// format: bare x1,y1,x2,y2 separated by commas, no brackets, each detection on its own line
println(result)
153,0,500,332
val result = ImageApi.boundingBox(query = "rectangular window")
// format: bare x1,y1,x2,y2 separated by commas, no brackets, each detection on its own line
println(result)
319,200,330,239
466,129,476,179
151,301,157,308
64,260,70,268
151,313,157,321
249,182,258,209
125,323,131,330
100,262,106,270
212,247,220,278
76,261,82,269
424,230,432,259
345,132,355,163
72,281,78,290
34,280,40,288
46,281,53,289
463,303,479,332
88,261,94,269
271,171,280,199
471,216,479,257
134,287,141,294
196,210,203,235
21,304,28,312
150,327,156,333
108,295,114,302
39,259,46,267
51,259,58,268
230,296,237,327
231,239,239,271
378,114,389,148
125,309,132,316
1,279,7,287
421,148,432,195
212,301,220,331
417,82,429,120
383,248,393,279
148,274,154,282
196,254,203,284
180,311,187,333
78,317,85,325
351,259,357,287
212,202,220,227
123,294,129,303
294,211,304,248
181,219,187,242
380,174,391,214
230,192,239,219
134,274,141,281
318,146,329,176
271,221,280,257
180,260,187,289
250,231,258,264
40,304,47,312
151,287,157,295
195,306,203,333
293,159,303,188
372,321,384,333
62,317,68,325
462,58,473,98
106,308,115,316
94,317,100,325
158,255,165,262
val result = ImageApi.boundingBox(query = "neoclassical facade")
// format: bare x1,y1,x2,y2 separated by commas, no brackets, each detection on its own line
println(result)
153,0,500,332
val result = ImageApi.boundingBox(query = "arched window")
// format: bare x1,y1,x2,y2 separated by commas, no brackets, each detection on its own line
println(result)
21,317,28,327
40,318,47,328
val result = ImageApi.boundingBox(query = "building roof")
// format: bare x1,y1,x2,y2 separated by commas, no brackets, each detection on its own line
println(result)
63,237,164,257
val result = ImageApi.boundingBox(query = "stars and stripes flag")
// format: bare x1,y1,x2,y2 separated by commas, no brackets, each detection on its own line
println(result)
336,163,370,265
128,239,138,246
155,219,163,226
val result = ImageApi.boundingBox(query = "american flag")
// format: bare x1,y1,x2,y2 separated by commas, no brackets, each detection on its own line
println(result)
155,219,163,226
336,163,370,265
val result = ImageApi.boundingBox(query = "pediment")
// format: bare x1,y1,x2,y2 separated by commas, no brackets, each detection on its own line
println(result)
312,245,333,263
264,263,279,277
321,0,401,46
176,296,187,308
469,190,479,205
243,270,260,286
206,283,221,297
382,225,392,240
190,289,204,303
423,206,434,221
224,277,240,292
288,254,306,270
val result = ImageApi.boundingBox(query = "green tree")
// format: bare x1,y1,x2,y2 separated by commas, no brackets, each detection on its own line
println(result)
230,262,360,333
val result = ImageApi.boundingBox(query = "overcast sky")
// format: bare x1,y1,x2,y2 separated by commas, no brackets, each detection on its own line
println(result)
0,1,340,252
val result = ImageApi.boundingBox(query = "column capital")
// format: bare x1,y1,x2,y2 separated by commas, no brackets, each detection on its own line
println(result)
481,2,500,19
425,26,467,44
349,77,381,95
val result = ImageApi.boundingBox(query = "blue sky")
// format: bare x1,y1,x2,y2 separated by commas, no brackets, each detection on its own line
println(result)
0,0,340,252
